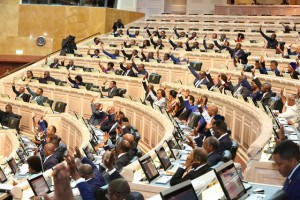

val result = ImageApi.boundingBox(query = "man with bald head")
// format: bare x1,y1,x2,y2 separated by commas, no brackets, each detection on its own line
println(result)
89,97,106,126
115,139,131,171
193,105,219,136
123,133,138,159
43,143,58,171
212,119,232,155
12,81,30,102
170,147,211,186
74,147,106,197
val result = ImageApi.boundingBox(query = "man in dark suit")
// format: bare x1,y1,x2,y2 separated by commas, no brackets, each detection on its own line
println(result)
212,120,233,155
89,98,106,126
62,59,76,70
74,147,106,197
43,143,59,171
259,25,278,49
26,85,45,105
107,178,144,200
0,104,14,127
203,136,222,166
142,77,156,105
12,81,30,102
232,71,252,100
273,140,300,200
112,19,124,33
187,64,209,88
119,61,137,77
98,106,116,132
115,140,131,172
100,150,123,183
170,147,211,186
121,46,139,60
49,135,67,163
39,71,56,84
102,80,119,98
45,57,61,69
260,82,275,106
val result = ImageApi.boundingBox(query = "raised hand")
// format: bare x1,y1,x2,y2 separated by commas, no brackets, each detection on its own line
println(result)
74,146,82,159
103,149,115,171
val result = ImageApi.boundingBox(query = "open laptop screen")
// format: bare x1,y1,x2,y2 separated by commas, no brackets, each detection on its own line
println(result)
16,148,26,164
160,180,197,200
7,157,18,174
155,146,171,171
214,161,247,200
28,174,50,196
138,154,159,183
0,167,7,183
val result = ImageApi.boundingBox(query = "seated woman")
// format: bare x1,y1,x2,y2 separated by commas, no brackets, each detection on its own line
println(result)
166,90,179,117
277,94,298,122
32,113,48,145
288,62,299,80
22,70,35,81
249,70,262,102
67,70,84,89
149,88,166,110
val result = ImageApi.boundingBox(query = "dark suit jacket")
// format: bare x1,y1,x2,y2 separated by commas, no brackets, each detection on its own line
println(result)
102,87,119,98
26,87,45,105
89,104,107,126
99,165,123,183
115,153,131,172
39,76,56,84
100,114,116,132
53,143,67,163
66,65,76,70
121,50,139,60
142,81,156,105
77,181,96,200
43,154,58,171
82,157,106,196
208,151,223,166
12,85,30,102
120,63,136,77
170,164,211,186
283,165,300,200
49,63,59,69
261,90,275,106
218,134,233,155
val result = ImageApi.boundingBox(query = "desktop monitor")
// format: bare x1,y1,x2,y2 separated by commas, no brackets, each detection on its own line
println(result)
160,180,198,200
7,157,18,174
28,173,51,196
0,167,7,183
82,145,95,162
138,154,159,183
214,161,248,200
16,148,26,164
155,146,171,171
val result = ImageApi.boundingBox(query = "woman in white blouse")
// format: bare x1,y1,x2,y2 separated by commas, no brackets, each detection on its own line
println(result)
149,88,166,109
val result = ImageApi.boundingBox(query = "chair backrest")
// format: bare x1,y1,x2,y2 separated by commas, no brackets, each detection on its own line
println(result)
187,112,201,129
222,150,232,162
7,117,21,131
210,161,225,170
54,101,67,113
230,140,239,161
148,73,161,84
45,99,54,107
125,192,144,200
269,97,284,113
118,88,127,97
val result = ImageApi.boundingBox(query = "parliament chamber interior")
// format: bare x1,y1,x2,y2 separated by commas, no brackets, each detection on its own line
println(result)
0,0,300,199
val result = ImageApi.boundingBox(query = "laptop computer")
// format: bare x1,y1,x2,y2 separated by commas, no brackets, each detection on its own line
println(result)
16,148,26,164
28,173,52,197
7,157,18,175
82,145,95,162
155,146,180,174
138,154,172,185
214,161,249,200
0,167,7,183
160,180,197,200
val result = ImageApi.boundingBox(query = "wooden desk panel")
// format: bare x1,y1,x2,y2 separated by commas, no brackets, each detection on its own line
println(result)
0,130,19,163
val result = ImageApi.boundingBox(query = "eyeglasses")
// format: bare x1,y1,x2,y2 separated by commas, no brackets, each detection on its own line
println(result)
105,192,123,199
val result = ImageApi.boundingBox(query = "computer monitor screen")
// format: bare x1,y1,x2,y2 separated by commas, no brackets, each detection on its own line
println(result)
138,154,159,183
155,146,171,171
28,174,50,196
16,148,26,164
160,180,198,200
0,167,7,183
214,161,247,200
7,157,18,174
82,145,95,162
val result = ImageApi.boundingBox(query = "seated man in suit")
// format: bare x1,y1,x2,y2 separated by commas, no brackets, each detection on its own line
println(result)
170,147,211,186
212,119,232,155
67,70,84,89
185,39,200,51
119,59,137,77
0,104,14,127
187,63,209,88
45,57,61,69
26,84,45,105
120,45,139,60
203,136,222,166
62,59,76,70
132,58,148,77
273,140,300,200
260,82,274,106
114,140,131,172
259,25,278,49
27,156,43,175
168,37,184,50
12,80,30,102
87,49,100,58
39,71,56,84
101,150,123,183
49,135,67,163
142,77,156,105
89,97,106,126
74,147,106,197
43,143,59,171
102,80,119,98
107,178,144,200
127,28,140,38
287,44,300,59
173,27,187,39
231,70,252,100
269,60,282,76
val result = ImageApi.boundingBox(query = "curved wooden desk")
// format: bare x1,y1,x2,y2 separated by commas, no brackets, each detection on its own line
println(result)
0,129,20,164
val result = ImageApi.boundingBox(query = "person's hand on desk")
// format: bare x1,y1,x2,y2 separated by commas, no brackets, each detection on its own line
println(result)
98,132,109,148
43,162,75,200
185,135,195,149
184,152,193,171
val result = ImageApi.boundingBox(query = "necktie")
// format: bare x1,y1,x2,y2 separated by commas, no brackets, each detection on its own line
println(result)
99,116,108,126
282,178,290,192
195,79,203,88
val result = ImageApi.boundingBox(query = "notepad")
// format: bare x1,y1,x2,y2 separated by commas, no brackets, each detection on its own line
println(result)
0,184,13,191
155,176,172,184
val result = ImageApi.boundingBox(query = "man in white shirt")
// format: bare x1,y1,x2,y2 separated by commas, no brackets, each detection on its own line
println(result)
277,95,299,122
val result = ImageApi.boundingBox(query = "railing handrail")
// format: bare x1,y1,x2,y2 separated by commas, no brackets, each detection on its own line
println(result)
0,32,101,79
